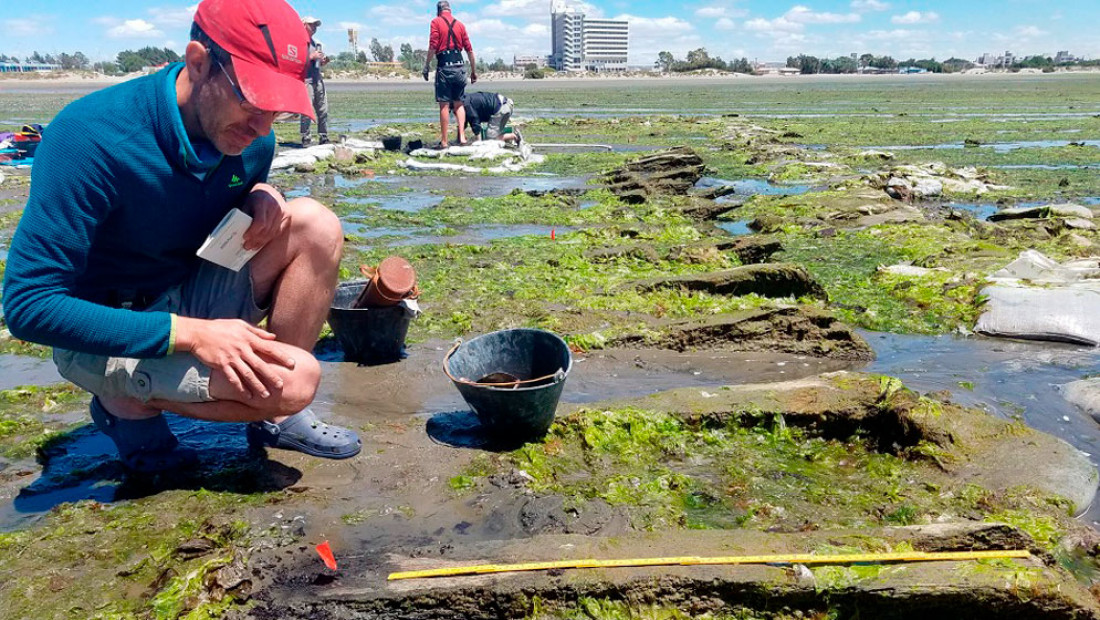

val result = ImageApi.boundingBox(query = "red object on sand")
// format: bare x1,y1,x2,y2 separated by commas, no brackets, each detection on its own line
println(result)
551,228,556,240
316,541,338,570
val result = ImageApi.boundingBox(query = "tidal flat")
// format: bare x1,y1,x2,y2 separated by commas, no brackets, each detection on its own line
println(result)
0,73,1099,619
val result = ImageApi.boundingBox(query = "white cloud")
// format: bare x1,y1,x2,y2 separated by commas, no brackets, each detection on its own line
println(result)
744,16,802,34
851,0,888,11
339,22,365,31
367,4,431,29
744,5,858,36
1015,25,1048,38
891,11,939,25
481,0,601,20
695,5,747,19
3,18,51,36
785,5,860,24
715,17,737,30
522,23,548,36
863,28,920,40
146,6,197,28
614,14,694,34
107,19,165,39
466,18,510,36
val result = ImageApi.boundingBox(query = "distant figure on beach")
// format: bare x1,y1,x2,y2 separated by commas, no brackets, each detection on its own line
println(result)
1,0,361,473
461,92,521,145
423,0,476,148
300,15,330,146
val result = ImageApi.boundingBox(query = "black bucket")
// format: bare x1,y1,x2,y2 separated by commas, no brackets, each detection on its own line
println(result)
443,328,572,442
328,281,413,364
382,135,402,151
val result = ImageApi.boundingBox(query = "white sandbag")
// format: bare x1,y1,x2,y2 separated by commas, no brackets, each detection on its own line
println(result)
1063,378,1100,424
270,144,337,171
398,153,543,174
989,249,1100,283
975,285,1100,345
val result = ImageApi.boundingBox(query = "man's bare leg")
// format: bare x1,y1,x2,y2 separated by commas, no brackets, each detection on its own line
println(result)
438,102,451,147
453,100,467,144
107,197,342,424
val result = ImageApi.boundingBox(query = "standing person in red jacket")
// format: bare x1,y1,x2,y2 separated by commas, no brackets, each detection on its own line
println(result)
422,0,476,148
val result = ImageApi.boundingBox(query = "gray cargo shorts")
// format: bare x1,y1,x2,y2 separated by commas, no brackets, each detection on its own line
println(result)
54,261,267,404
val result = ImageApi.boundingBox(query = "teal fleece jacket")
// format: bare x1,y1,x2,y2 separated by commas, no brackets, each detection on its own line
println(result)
2,63,273,358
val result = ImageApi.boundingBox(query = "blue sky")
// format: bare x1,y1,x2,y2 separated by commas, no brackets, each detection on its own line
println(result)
2,0,1097,66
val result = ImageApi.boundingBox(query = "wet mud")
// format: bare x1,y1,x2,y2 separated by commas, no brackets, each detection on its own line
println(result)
2,81,1099,618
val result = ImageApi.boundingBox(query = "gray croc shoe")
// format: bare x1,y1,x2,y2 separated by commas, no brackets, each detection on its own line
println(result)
89,397,198,473
246,408,361,459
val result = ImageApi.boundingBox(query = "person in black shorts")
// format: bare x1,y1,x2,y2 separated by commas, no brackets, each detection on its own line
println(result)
461,92,519,144
423,0,476,147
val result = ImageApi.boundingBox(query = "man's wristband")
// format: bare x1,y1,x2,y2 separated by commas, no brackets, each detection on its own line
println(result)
167,313,178,355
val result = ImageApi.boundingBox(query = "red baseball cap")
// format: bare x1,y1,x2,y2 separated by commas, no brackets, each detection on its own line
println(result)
194,0,314,119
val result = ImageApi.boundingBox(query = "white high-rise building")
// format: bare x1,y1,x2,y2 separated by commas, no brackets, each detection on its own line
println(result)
550,1,629,72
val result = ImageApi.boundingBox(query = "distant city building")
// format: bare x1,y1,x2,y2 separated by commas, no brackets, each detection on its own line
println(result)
977,51,1015,68
1055,51,1075,64
550,1,629,72
513,54,549,70
752,61,799,76
0,62,61,73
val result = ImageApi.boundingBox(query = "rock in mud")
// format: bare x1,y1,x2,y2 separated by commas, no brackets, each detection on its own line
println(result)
584,243,661,264
632,263,827,301
677,196,741,221
722,236,782,264
615,307,873,361
603,146,705,204
666,236,782,265
988,203,1094,222
610,372,1097,514
321,527,1100,620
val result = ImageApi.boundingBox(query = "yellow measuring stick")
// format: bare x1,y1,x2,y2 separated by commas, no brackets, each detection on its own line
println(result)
388,549,1030,581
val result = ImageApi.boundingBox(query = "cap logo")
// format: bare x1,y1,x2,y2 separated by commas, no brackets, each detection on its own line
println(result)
287,44,298,60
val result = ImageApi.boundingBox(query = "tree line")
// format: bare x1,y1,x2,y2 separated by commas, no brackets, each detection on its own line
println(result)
656,49,753,74
2,47,181,74
325,39,515,75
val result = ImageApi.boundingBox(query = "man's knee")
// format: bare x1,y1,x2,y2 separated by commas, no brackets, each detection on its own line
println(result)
286,197,342,258
206,349,321,420
274,353,322,417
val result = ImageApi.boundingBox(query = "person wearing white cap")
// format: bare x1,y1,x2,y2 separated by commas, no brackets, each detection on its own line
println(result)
300,16,330,146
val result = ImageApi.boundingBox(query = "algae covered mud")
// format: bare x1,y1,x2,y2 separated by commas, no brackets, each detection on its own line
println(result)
1,73,1100,618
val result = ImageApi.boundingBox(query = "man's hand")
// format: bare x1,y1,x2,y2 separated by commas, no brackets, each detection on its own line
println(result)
422,66,430,81
175,316,296,400
470,70,478,84
242,183,289,251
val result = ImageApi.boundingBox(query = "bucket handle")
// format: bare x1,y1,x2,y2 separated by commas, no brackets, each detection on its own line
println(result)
442,339,564,387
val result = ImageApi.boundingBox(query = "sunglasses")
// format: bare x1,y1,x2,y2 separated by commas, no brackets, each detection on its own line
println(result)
210,53,296,122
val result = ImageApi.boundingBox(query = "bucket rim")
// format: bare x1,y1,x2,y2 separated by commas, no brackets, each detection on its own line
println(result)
442,328,573,391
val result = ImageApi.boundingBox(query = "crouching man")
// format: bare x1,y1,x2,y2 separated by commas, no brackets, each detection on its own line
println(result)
1,0,361,472
462,91,521,145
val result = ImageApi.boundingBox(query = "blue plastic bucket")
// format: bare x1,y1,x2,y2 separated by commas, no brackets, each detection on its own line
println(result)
443,328,572,441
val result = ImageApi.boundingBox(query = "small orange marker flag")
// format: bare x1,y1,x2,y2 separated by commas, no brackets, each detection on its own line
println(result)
551,228,556,240
316,541,338,570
